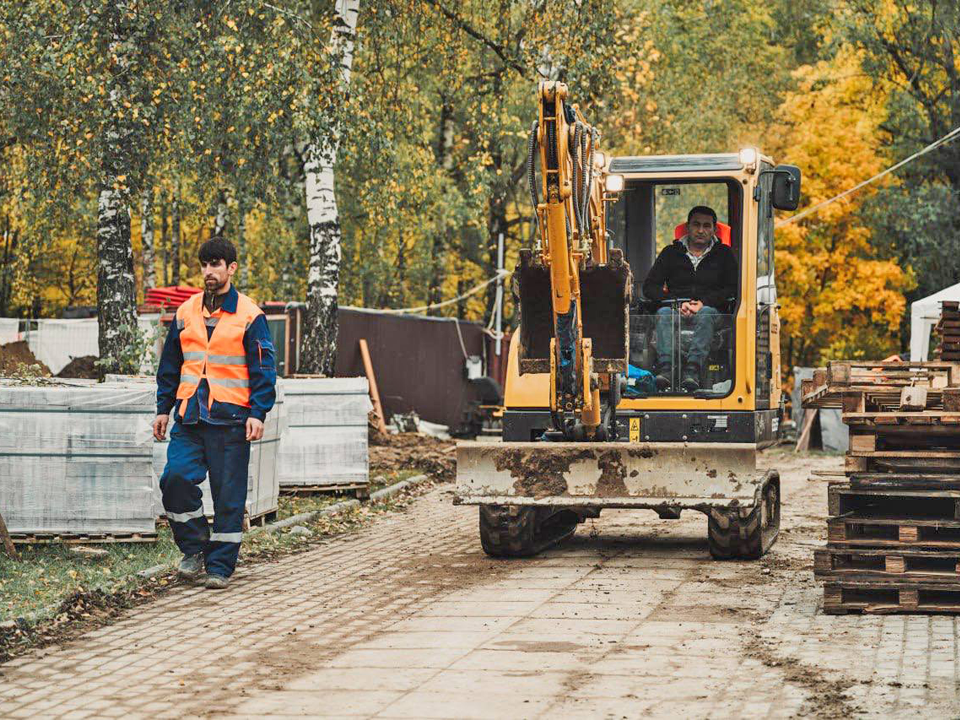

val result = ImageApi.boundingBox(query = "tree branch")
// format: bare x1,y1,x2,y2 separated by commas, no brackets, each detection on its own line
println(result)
420,0,527,77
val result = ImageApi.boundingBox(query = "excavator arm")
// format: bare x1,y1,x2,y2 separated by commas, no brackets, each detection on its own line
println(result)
517,81,631,440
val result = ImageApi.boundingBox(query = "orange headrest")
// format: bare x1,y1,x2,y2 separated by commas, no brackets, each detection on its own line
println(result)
674,221,731,246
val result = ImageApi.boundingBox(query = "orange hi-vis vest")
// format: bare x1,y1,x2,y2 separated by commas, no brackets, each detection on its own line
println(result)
174,290,263,418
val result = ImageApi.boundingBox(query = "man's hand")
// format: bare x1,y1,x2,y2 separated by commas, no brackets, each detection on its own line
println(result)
681,300,703,316
153,414,170,441
246,417,264,441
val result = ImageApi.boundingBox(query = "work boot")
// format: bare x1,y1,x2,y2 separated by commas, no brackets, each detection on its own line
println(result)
178,553,204,583
680,364,701,392
654,365,672,392
205,574,230,590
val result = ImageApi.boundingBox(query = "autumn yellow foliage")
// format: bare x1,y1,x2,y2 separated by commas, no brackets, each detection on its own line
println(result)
767,48,914,367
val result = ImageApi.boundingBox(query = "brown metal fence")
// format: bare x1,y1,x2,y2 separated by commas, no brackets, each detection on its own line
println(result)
283,306,508,429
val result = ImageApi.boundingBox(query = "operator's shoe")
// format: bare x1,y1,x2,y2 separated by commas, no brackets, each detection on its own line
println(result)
205,574,230,590
680,365,701,392
178,553,204,583
654,366,672,392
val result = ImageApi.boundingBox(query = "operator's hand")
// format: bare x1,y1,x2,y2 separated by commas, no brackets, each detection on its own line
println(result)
682,300,703,316
246,417,264,441
153,414,170,441
680,301,692,316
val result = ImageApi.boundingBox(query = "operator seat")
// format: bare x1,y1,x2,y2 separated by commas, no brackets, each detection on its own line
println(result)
673,221,731,246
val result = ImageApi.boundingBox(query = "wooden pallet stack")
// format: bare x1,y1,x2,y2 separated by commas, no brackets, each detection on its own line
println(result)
802,360,960,614
937,300,960,360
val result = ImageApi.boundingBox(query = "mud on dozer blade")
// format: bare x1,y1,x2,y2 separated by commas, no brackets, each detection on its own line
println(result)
455,441,780,560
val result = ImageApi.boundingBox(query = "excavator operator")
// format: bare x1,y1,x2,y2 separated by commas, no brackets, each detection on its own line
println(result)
641,205,738,392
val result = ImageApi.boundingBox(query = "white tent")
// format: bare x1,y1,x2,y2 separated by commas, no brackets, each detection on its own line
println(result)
910,283,960,361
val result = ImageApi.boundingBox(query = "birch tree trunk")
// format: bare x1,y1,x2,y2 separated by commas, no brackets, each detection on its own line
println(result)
96,1,139,376
299,0,360,376
141,187,156,290
171,186,181,286
212,188,228,240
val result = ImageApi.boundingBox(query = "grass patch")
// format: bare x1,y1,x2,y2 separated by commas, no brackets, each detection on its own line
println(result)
0,471,424,625
0,528,181,623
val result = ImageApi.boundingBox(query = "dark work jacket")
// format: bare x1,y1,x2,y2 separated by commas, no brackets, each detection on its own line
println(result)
641,240,738,311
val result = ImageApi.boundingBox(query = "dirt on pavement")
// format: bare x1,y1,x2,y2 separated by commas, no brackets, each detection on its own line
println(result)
369,429,456,481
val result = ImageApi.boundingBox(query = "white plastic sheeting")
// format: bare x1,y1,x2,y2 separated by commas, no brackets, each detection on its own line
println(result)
0,318,19,345
792,367,849,453
278,377,371,488
910,282,960,361
24,315,162,375
151,384,286,521
0,382,157,535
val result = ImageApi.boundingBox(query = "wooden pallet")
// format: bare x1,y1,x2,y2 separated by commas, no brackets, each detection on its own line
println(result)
244,510,279,529
280,483,370,499
827,515,960,549
9,531,157,545
801,361,960,410
815,547,960,582
828,483,960,520
845,449,960,474
849,473,960,491
823,580,960,614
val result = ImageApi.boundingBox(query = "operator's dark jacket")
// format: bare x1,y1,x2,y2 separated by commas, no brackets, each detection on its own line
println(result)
641,240,738,311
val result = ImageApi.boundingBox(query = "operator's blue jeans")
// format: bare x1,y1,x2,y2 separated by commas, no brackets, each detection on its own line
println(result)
655,305,720,369
160,422,250,578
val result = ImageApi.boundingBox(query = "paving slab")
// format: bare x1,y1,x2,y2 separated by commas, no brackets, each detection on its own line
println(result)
2,451,960,718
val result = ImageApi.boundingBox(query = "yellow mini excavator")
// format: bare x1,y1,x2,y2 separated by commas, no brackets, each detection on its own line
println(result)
455,82,802,559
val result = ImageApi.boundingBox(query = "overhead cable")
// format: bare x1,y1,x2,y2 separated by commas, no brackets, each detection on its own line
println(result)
777,124,960,227
375,269,512,315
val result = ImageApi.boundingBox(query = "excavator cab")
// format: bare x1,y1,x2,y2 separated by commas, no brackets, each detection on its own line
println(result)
455,86,801,560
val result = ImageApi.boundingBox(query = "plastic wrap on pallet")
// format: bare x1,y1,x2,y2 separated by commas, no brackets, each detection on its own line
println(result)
277,377,371,488
0,383,156,535
151,384,286,521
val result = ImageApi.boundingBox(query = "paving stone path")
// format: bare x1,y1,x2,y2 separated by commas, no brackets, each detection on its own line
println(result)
1,450,958,718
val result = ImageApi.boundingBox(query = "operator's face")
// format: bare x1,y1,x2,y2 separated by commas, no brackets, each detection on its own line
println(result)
201,258,237,294
688,213,715,246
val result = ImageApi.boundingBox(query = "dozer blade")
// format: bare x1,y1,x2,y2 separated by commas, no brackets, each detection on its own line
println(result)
455,441,763,510
517,249,631,375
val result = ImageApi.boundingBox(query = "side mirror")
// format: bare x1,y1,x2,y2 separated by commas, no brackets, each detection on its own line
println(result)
771,165,801,211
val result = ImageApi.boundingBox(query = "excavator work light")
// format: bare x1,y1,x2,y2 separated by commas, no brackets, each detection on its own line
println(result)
739,147,758,169
594,151,607,168
604,174,624,193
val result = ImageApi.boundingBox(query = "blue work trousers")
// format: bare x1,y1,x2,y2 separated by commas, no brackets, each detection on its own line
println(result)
160,422,250,578
655,305,720,369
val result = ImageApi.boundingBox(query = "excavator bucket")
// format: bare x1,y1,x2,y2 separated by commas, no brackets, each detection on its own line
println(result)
517,248,631,375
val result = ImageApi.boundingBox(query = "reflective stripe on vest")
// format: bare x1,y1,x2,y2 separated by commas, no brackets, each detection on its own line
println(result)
174,291,263,416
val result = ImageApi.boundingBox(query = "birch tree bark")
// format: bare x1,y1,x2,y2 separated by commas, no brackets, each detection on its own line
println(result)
140,187,155,290
96,0,139,376
299,0,360,375
212,188,228,240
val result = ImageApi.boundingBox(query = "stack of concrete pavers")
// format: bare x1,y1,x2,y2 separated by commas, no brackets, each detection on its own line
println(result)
804,360,960,613
0,381,157,542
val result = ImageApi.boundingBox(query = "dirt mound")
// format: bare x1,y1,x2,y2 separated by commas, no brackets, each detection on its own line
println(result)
0,341,52,377
57,355,99,379
369,429,456,482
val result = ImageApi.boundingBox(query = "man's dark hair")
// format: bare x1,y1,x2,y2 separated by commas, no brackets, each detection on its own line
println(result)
198,237,237,266
687,205,718,226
